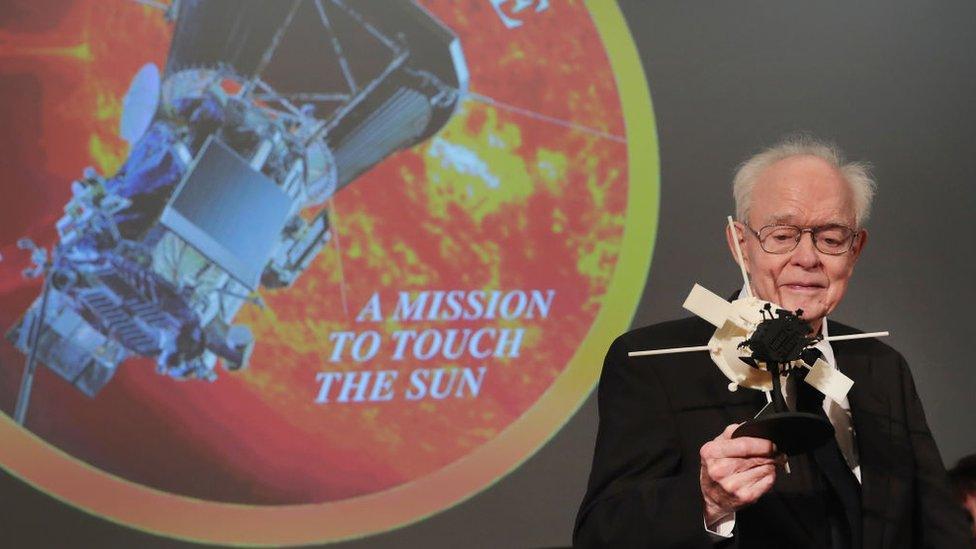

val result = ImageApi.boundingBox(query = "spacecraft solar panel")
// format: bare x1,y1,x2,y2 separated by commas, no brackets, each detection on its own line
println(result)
160,137,291,290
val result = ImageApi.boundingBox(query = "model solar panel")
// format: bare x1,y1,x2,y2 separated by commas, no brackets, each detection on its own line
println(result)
160,137,291,289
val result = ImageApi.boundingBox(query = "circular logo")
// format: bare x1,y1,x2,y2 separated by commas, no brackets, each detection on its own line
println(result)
0,0,658,544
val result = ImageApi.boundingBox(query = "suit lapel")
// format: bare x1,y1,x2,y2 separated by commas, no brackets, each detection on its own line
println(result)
831,323,893,549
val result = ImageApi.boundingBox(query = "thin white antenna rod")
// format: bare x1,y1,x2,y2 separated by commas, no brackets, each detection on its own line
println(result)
825,331,890,342
627,332,890,358
628,345,710,357
727,215,751,297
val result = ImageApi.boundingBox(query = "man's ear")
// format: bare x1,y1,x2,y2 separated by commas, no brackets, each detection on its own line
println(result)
725,221,750,271
850,228,868,261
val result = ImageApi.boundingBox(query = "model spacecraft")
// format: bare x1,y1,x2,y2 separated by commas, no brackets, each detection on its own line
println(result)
629,218,887,410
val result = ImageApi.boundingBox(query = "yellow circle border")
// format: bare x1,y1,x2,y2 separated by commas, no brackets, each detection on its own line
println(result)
0,2,660,545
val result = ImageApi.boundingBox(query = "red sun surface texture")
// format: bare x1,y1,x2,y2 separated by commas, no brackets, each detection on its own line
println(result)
0,0,630,506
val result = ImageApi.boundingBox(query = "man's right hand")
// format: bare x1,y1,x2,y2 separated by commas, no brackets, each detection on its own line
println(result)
699,423,784,527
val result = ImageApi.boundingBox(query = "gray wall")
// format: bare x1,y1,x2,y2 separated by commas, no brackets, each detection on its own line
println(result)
4,1,974,547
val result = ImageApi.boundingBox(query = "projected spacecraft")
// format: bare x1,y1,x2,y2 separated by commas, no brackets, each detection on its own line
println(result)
7,0,469,413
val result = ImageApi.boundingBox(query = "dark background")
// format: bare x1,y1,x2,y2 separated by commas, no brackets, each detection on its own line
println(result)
3,0,975,547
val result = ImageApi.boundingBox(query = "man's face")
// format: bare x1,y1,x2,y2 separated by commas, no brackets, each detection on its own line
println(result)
965,494,976,539
727,155,867,332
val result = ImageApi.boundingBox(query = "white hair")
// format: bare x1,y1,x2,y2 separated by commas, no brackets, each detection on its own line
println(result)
732,135,877,227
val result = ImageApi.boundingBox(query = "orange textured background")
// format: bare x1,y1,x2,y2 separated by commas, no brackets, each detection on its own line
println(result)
0,0,627,505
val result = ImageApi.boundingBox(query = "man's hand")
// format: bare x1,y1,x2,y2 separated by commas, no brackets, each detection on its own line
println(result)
700,423,784,527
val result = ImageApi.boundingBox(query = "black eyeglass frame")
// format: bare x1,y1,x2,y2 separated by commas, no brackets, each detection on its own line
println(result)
740,222,861,255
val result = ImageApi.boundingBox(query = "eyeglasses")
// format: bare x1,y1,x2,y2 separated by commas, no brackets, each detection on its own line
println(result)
743,223,859,255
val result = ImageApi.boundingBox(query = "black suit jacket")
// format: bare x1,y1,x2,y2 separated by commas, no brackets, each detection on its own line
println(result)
574,316,972,548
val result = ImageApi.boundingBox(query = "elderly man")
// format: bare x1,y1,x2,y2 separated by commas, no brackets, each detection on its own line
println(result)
574,136,972,548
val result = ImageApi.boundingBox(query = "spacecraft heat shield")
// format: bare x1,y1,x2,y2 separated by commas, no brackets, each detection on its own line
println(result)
164,0,300,81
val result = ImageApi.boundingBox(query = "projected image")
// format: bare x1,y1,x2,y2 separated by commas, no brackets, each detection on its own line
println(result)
0,0,656,543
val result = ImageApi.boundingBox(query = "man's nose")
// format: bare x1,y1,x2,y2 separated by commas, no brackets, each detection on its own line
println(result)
791,231,821,267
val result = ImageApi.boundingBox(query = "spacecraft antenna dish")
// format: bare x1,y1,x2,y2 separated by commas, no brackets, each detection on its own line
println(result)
120,63,161,144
